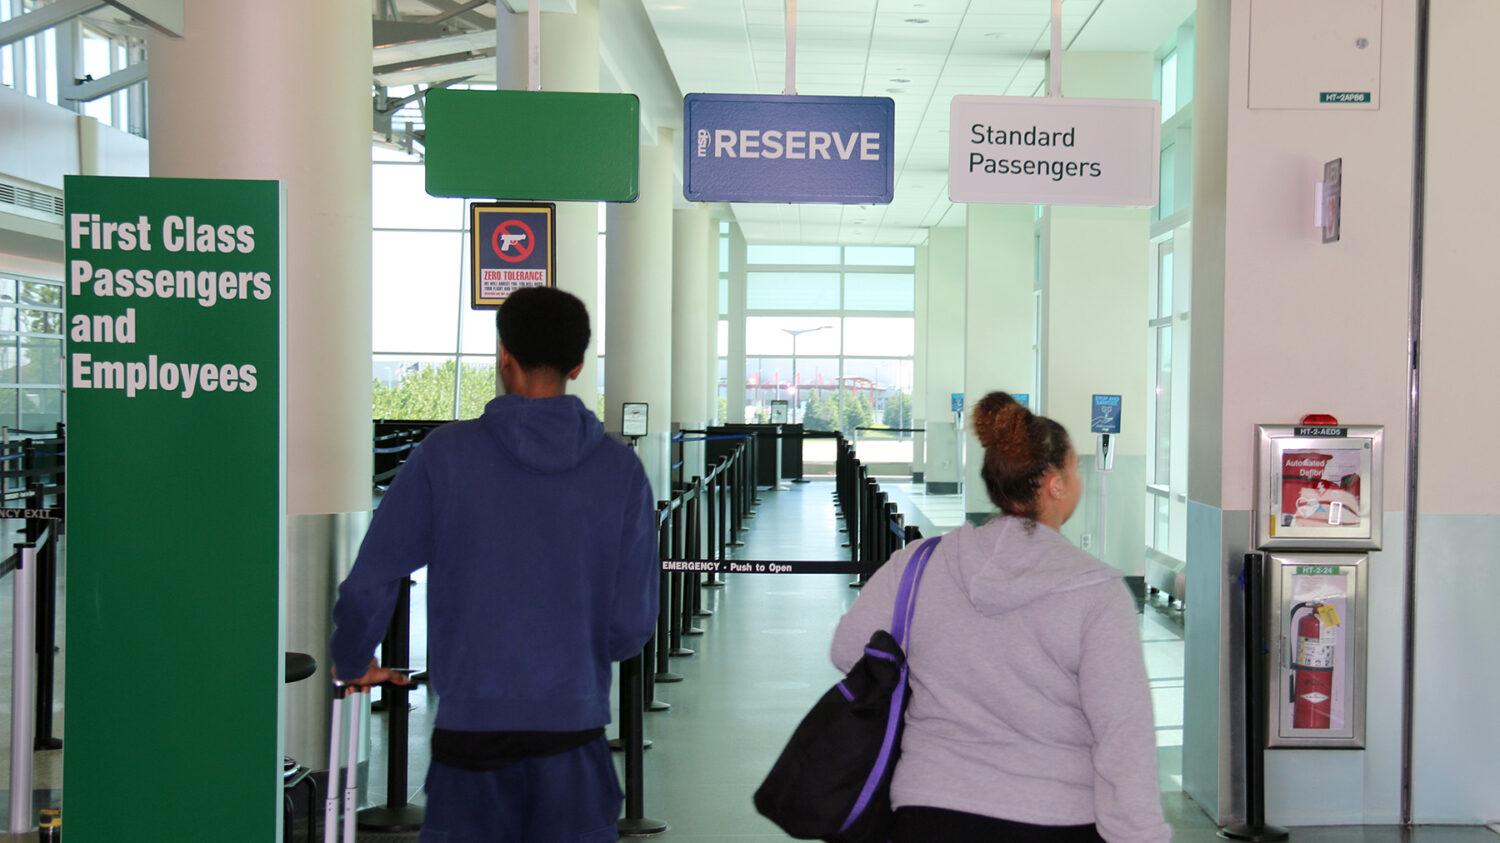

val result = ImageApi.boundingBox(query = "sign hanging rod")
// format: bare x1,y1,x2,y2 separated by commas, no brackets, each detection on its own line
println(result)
1048,0,1063,97
784,0,797,96
527,0,541,91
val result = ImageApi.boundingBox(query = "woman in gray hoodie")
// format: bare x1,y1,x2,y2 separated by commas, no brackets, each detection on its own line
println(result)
832,391,1170,842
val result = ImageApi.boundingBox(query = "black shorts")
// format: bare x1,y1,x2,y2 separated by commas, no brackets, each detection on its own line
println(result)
892,806,1105,842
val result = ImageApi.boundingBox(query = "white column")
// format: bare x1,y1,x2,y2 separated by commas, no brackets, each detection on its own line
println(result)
923,227,965,494
706,218,723,424
672,205,712,475
605,130,674,495
911,243,929,481
497,0,601,406
963,205,1034,520
147,0,372,770
726,223,748,422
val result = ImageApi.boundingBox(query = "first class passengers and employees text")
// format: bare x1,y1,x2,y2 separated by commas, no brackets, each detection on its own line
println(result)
67,213,271,399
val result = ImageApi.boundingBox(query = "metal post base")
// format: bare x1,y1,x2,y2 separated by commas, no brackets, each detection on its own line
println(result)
793,478,811,484
692,607,713,617
702,581,726,589
684,626,705,636
849,581,865,589
654,671,684,683
669,647,695,658
34,737,61,751
729,540,746,547
609,737,652,751
1218,825,1290,841
357,803,427,833
647,699,671,712
618,817,669,837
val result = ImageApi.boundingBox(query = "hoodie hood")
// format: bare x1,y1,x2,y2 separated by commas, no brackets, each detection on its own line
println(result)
945,516,1120,616
482,394,605,474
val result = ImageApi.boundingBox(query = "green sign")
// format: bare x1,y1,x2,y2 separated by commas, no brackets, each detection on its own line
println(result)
1320,92,1372,104
424,88,641,201
1296,566,1343,576
63,176,284,840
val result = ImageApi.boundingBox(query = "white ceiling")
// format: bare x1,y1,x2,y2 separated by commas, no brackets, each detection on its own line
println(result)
642,0,1191,245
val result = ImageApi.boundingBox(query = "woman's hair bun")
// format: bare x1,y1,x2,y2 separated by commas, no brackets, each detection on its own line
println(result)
971,391,1032,457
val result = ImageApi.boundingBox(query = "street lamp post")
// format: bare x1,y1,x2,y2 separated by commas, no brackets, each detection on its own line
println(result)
780,325,832,423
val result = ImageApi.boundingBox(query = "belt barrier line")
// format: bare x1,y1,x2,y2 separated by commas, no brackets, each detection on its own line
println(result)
8,543,35,834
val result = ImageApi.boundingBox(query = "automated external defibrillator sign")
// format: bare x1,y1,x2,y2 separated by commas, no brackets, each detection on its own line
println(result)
470,202,556,309
682,93,895,204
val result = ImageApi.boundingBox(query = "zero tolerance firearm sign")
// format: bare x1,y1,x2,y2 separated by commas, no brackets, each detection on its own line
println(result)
63,175,285,839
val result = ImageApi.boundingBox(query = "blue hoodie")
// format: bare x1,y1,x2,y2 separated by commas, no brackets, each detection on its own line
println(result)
330,394,660,732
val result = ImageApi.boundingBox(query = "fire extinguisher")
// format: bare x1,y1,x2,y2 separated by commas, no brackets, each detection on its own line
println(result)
1289,602,1334,729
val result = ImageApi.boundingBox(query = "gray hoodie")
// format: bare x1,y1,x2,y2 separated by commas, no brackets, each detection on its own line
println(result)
831,516,1171,842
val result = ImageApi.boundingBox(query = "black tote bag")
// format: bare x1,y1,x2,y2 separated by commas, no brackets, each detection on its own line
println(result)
753,537,941,842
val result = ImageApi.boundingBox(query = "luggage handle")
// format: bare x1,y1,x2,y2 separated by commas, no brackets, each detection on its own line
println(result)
324,684,364,843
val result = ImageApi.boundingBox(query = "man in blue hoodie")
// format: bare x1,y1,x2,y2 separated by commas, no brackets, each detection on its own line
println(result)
331,287,659,842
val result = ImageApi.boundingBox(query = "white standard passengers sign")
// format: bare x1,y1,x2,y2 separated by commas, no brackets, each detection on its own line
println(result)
949,96,1160,207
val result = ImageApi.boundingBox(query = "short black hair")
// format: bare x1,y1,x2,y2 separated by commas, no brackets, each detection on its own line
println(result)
496,287,591,376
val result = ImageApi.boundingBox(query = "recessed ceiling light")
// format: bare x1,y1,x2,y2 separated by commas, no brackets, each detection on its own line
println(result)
890,78,910,83
905,18,929,24
886,88,905,94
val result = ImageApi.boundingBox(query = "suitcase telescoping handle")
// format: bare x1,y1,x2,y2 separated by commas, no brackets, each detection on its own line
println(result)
324,684,363,843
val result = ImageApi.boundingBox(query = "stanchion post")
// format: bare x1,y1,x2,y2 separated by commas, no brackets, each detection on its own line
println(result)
616,654,668,836
728,447,746,547
33,517,59,751
688,478,710,618
357,576,425,832
9,543,36,835
668,503,694,658
655,504,682,684
675,496,703,637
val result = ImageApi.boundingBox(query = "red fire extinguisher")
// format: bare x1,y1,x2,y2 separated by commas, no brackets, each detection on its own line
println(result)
1289,602,1334,729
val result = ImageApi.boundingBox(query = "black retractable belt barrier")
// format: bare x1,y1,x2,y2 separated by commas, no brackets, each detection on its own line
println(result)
654,503,682,685
357,577,425,832
616,653,668,837
1219,553,1290,841
704,460,726,588
688,478,710,619
23,436,63,752
675,490,703,639
668,502,694,658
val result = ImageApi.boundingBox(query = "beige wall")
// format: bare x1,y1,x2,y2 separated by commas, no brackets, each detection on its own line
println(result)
1217,0,1416,512
1417,0,1500,514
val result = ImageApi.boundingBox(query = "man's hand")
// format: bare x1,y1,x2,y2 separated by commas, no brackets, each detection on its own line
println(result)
335,658,412,691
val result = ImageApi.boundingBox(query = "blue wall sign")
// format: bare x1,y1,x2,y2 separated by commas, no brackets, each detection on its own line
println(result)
1091,394,1122,434
1013,393,1030,409
951,393,964,414
470,202,555,309
683,93,895,204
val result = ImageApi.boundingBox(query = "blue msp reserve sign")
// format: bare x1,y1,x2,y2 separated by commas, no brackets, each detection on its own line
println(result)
683,94,895,204
1091,394,1122,434
470,202,555,308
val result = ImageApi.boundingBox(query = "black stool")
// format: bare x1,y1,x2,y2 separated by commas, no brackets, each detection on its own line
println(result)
283,652,318,843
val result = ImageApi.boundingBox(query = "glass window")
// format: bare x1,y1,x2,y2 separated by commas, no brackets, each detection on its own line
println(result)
372,355,456,421
1153,494,1170,549
373,162,465,229
718,236,729,272
843,317,914,357
717,319,728,357
745,317,840,356
843,273,914,311
19,388,59,431
458,356,497,419
1153,326,1172,485
372,231,463,353
1158,248,1174,319
718,277,728,317
1161,51,1179,121
747,244,841,265
1157,144,1176,220
747,272,840,311
843,246,914,266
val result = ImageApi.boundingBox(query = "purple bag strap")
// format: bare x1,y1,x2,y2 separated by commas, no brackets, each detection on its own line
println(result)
889,537,940,650
838,536,941,835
